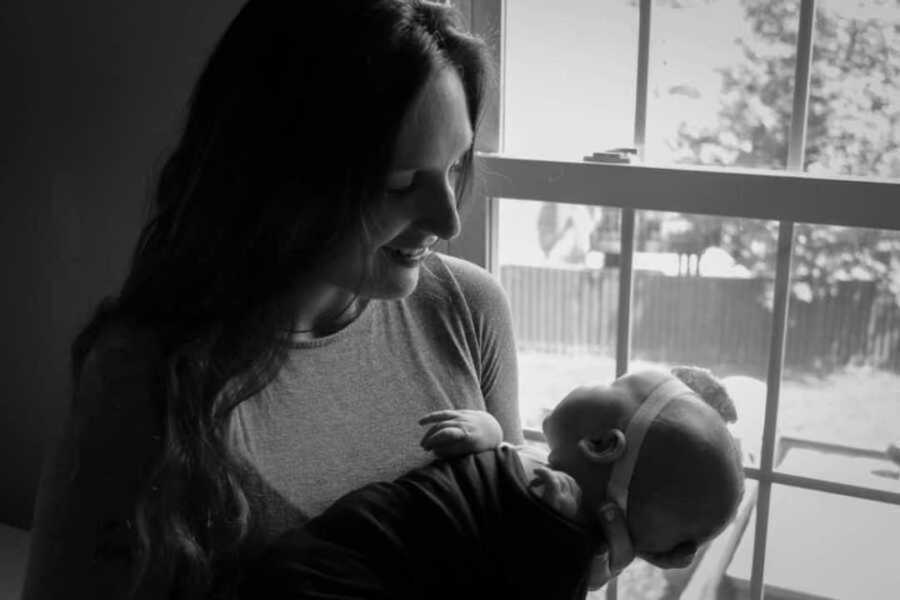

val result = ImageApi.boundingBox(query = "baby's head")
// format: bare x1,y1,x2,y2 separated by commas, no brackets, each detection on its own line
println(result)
542,368,744,573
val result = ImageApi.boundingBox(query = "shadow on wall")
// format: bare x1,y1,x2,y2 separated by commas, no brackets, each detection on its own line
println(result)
0,0,246,530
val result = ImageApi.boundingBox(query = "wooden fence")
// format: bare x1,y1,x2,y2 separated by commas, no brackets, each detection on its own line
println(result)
499,265,900,377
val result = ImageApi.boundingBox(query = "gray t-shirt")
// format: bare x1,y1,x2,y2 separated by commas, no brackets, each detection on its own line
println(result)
24,254,520,599
228,253,523,540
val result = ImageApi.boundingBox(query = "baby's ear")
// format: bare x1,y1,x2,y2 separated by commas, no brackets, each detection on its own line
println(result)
578,429,627,463
670,366,738,423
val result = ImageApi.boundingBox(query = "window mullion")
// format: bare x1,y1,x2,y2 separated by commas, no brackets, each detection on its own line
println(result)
615,209,636,379
787,0,817,171
749,219,795,600
744,467,900,505
633,0,652,159
608,2,652,598
751,2,815,597
470,0,505,155
607,207,636,600
450,0,504,269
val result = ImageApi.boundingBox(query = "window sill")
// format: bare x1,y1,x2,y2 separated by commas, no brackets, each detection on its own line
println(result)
475,153,900,231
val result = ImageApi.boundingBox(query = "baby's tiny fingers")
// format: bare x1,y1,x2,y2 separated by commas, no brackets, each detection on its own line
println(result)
419,419,465,442
420,420,465,447
418,409,462,425
421,426,467,450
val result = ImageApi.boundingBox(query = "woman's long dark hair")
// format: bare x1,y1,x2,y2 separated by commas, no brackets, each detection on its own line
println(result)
69,1,491,597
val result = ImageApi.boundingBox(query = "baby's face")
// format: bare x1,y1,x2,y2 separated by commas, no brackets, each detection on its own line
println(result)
541,371,744,562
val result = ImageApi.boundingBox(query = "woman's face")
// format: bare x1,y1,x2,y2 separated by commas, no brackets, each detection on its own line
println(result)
325,67,473,301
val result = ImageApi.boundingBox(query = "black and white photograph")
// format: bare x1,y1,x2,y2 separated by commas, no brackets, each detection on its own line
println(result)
2,1,898,599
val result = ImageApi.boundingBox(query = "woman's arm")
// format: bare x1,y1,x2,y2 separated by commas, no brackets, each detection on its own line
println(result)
431,254,524,443
22,331,164,600
475,270,524,445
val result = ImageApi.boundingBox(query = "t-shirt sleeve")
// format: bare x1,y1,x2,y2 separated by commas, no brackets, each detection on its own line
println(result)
22,328,163,600
440,256,523,444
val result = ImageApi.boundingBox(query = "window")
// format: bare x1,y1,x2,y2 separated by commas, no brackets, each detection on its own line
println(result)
503,0,638,161
452,1,900,599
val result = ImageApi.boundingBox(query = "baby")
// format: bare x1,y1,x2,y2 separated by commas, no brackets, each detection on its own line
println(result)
240,367,745,599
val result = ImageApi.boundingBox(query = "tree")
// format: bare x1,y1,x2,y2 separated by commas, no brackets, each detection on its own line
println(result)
672,0,900,177
537,1,900,302
667,0,900,302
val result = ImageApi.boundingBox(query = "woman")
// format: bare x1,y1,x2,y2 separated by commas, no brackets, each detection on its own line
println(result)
22,1,522,598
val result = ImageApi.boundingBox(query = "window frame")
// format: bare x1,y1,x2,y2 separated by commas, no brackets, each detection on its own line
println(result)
452,1,900,599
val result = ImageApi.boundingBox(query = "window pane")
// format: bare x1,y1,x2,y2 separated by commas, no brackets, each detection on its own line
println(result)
504,0,638,161
647,0,800,169
806,0,900,180
607,480,760,600
497,198,622,430
777,225,900,487
588,559,670,599
632,210,778,468
725,486,900,598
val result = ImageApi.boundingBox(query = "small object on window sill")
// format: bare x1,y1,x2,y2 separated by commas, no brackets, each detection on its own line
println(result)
887,440,900,466
583,147,637,164
605,147,638,155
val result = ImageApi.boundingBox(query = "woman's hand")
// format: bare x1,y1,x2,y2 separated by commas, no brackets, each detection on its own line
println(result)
418,409,503,459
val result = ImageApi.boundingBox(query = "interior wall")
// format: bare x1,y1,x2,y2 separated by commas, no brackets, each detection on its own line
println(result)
0,0,245,529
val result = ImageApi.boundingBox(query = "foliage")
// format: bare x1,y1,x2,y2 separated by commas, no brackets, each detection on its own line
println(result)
672,0,900,176
665,0,900,302
538,1,900,304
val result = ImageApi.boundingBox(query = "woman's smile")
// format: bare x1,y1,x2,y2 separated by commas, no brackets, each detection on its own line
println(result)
382,235,439,266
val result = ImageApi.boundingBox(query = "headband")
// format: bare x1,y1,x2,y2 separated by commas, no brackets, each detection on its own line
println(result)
607,376,698,514
595,375,701,576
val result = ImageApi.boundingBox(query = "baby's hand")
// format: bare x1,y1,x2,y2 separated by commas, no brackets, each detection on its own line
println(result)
418,409,503,459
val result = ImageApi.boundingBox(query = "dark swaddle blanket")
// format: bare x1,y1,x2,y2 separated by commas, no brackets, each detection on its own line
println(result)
242,445,595,599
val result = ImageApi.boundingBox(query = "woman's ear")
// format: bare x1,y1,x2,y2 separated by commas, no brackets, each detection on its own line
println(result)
577,429,627,463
